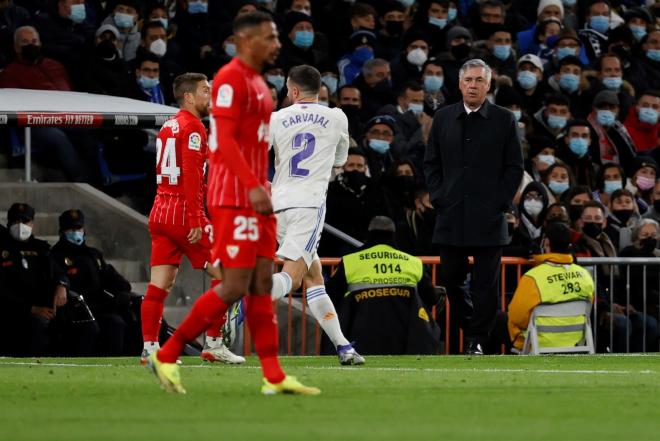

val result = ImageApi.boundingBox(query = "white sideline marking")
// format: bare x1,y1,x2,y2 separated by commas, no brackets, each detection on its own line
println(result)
0,361,655,375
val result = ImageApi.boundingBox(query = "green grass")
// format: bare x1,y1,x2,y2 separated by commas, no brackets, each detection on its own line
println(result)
1,355,659,441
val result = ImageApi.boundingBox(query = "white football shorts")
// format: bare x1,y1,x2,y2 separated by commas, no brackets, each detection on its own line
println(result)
275,204,326,268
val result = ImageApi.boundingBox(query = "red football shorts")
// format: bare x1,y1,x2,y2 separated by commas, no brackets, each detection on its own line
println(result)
149,222,212,269
209,207,276,269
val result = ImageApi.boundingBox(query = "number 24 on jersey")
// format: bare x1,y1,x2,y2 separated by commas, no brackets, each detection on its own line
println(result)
156,138,181,185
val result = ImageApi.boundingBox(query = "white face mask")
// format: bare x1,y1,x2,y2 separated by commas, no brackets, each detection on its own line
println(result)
523,199,544,217
10,223,32,241
406,48,428,67
149,38,167,57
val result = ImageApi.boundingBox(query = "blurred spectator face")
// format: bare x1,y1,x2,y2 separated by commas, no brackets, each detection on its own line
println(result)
366,123,394,143
518,62,543,84
422,63,444,93
580,206,606,232
223,35,237,57
396,163,414,176
114,3,138,30
565,125,591,157
321,71,338,95
594,102,619,120
637,223,659,248
459,66,489,108
343,154,367,172
539,22,561,43
644,30,660,52
339,87,361,108
488,31,512,59
634,166,656,190
570,192,591,206
148,6,168,23
556,37,580,59
637,93,660,125
539,5,562,21
602,165,624,194
269,84,279,108
351,12,375,30
381,9,405,36
289,20,314,50
532,147,556,173
58,0,85,21
136,59,159,81
397,87,424,113
364,63,391,87
600,55,622,89
406,39,429,67
318,85,330,106
544,102,570,127
428,2,448,19
628,16,648,41
14,27,41,62
265,67,285,93
290,0,311,15
187,0,209,14
143,25,167,56
95,30,120,58
612,194,634,211
545,205,570,225
547,166,570,196
480,3,505,24
237,4,257,16
588,2,610,33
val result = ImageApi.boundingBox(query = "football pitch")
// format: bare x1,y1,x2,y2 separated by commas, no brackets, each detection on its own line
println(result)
1,355,659,441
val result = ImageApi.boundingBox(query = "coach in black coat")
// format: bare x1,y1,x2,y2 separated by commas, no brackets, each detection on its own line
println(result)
424,59,523,354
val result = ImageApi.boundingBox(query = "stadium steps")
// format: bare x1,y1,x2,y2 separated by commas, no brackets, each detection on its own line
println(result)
105,258,148,283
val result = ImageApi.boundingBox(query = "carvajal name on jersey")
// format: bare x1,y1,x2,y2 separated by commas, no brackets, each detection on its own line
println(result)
281,113,330,129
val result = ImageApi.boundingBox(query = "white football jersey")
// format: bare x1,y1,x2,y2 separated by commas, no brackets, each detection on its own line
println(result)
270,103,349,211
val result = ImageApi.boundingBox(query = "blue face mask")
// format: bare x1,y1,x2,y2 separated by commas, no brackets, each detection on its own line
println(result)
563,0,577,6
428,16,447,29
114,12,135,29
138,75,160,89
64,230,85,246
293,30,314,49
629,25,647,41
547,114,567,130
556,47,577,60
69,3,86,24
369,139,390,154
559,73,580,93
597,109,616,127
512,110,522,121
647,49,660,62
225,43,237,57
603,180,623,195
639,107,659,125
548,180,570,195
408,103,424,115
493,44,511,61
266,74,285,92
590,15,610,34
351,46,374,64
399,0,415,6
602,76,622,90
423,75,444,92
517,71,538,90
154,18,169,30
448,7,457,21
188,1,208,14
322,75,338,94
568,137,589,157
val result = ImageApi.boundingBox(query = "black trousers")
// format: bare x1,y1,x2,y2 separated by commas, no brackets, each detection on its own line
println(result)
439,246,502,348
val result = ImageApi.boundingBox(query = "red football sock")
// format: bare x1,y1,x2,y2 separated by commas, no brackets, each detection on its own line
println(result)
246,295,285,384
158,288,229,363
141,284,169,342
206,280,226,338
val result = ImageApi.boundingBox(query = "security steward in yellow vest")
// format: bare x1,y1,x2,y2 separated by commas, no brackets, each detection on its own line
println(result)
326,216,441,355
508,221,595,351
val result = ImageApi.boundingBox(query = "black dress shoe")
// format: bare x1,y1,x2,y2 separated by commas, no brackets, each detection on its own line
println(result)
464,338,484,355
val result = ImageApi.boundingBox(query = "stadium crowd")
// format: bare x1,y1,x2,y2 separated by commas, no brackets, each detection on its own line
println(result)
1,0,660,354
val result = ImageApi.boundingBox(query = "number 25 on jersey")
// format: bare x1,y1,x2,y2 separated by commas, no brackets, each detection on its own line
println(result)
156,138,181,185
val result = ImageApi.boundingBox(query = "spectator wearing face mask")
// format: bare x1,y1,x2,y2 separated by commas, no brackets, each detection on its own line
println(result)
482,26,516,79
338,29,377,87
545,28,589,76
517,181,550,251
624,90,660,153
514,54,547,115
626,156,657,215
556,120,597,188
352,58,396,118
517,0,564,56
360,115,398,182
494,84,526,144
593,162,626,208
573,201,618,269
408,0,452,56
628,30,660,95
336,84,366,139
562,185,593,225
390,31,430,89
578,0,612,65
421,58,447,113
79,24,131,96
533,17,563,66
439,26,476,103
374,0,406,63
51,209,141,356
543,162,575,204
547,56,590,118
173,0,214,73
524,135,557,184
642,180,660,224
101,0,141,61
604,188,641,251
532,93,572,140
320,149,386,257
587,90,637,175
127,52,165,104
0,203,98,357
585,53,634,123
0,0,30,69
277,11,323,72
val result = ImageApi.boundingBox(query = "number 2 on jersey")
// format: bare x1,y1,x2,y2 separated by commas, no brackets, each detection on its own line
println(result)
290,132,315,178
156,138,181,185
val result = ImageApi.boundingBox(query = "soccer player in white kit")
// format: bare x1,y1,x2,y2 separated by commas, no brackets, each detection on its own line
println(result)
269,65,364,365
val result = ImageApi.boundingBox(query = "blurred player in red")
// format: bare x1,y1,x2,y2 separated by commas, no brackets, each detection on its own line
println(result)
141,73,244,365
147,12,319,395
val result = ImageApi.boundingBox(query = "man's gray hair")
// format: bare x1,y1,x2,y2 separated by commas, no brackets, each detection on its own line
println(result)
631,218,660,242
362,58,389,76
368,216,396,233
14,26,39,45
459,59,492,83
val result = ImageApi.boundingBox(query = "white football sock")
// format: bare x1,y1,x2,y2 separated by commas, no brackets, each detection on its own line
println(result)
205,336,219,348
143,341,159,351
306,285,350,347
271,271,293,301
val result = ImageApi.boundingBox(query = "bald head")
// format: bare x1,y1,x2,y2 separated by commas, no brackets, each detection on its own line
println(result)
368,216,396,233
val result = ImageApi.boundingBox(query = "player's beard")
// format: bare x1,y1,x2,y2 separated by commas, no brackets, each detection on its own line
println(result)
196,103,209,118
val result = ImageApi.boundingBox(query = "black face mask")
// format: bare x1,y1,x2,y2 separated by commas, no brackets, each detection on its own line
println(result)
372,78,392,93
641,237,658,253
568,204,583,223
385,20,404,36
96,39,117,59
475,22,501,40
342,170,368,190
21,44,41,63
654,200,660,213
450,43,471,60
582,222,603,238
394,175,416,192
341,104,360,120
612,209,633,225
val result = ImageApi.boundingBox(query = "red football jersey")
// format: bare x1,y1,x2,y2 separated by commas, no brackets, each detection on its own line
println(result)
207,57,273,208
149,109,208,228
